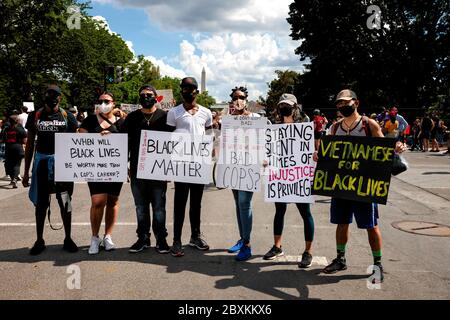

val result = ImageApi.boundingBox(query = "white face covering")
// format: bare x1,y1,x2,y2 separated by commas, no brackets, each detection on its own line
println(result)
98,102,113,114
233,99,247,111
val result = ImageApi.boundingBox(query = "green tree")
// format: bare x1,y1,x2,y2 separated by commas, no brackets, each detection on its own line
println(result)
287,0,450,117
196,91,216,109
264,70,301,114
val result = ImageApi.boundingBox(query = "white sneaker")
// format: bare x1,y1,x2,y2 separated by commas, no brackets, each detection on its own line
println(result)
103,234,116,251
88,236,102,255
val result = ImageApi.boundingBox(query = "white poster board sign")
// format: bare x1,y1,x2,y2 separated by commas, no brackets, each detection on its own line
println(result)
215,115,267,192
120,104,141,114
137,130,213,184
157,89,175,111
55,133,128,182
23,102,34,112
264,122,316,203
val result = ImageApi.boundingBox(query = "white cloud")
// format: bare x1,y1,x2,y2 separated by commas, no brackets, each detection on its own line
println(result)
92,0,304,102
144,56,186,79
125,40,135,55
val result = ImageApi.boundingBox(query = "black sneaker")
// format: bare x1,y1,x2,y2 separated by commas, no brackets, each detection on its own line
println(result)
29,239,46,255
156,238,170,254
263,245,284,260
129,238,150,253
63,238,79,253
322,257,347,274
189,235,210,251
371,263,385,283
298,251,313,268
170,240,185,257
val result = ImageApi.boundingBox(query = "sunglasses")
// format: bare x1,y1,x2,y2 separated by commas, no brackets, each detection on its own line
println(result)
99,99,113,104
140,93,155,98
232,95,246,101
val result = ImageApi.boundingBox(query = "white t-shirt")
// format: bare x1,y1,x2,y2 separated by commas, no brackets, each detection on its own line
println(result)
167,104,212,135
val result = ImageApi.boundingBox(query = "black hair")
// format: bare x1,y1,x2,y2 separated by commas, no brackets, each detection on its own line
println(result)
230,86,248,99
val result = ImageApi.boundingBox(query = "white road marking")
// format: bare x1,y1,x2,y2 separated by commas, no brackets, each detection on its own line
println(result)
265,255,328,266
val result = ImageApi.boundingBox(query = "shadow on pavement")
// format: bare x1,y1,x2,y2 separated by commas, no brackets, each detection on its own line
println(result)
0,245,368,300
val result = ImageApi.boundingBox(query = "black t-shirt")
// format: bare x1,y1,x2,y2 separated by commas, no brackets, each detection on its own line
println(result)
120,108,172,178
4,124,27,155
421,117,433,131
26,108,78,154
80,114,124,133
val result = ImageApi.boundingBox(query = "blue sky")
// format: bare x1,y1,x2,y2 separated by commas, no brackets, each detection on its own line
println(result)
86,0,304,102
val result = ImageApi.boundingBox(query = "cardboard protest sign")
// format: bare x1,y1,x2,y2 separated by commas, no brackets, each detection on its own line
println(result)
137,130,213,184
156,89,175,111
215,115,267,192
120,104,141,114
55,133,128,182
265,122,316,203
312,135,396,204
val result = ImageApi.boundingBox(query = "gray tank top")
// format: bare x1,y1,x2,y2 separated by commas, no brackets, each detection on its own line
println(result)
334,117,368,136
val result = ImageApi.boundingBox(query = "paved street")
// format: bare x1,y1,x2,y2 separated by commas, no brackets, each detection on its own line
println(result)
0,150,449,300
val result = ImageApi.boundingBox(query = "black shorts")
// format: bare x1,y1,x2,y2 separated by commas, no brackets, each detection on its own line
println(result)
314,131,323,140
88,182,123,197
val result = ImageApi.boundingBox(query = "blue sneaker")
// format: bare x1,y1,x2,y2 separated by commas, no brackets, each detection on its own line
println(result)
235,245,252,261
227,239,243,253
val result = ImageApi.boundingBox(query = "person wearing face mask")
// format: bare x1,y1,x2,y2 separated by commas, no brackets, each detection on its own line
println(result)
262,93,316,268
225,87,261,261
382,110,399,138
166,77,213,257
3,115,27,188
23,84,79,255
120,85,173,254
320,89,406,283
78,92,126,254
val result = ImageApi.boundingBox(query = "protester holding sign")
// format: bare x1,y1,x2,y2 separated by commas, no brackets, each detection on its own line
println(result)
23,84,79,255
79,92,126,254
318,89,406,283
166,77,213,257
262,93,315,268
121,85,173,254
225,87,261,262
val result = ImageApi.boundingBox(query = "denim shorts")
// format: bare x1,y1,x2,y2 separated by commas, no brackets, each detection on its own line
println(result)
330,198,379,229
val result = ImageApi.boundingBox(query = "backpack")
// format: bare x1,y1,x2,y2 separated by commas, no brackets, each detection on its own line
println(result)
331,116,372,137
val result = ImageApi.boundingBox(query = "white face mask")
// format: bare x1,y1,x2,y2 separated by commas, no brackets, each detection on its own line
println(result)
233,99,246,111
98,102,113,114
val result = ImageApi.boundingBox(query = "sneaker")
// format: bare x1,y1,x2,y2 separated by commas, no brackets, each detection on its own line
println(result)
298,251,313,268
371,263,385,283
155,238,170,254
129,237,150,253
88,236,102,255
11,180,17,188
63,238,78,253
29,239,46,255
263,245,284,260
170,240,185,257
322,257,347,274
235,245,252,261
103,234,115,251
16,175,22,181
227,239,243,253
189,235,210,251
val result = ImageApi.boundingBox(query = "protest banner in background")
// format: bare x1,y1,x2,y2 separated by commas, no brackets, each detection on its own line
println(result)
312,135,396,204
120,104,141,114
265,122,316,203
156,89,175,111
137,130,213,184
23,102,34,112
55,133,128,182
215,115,267,192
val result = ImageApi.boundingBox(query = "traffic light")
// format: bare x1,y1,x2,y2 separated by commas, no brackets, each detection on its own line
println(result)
105,65,115,84
115,66,124,83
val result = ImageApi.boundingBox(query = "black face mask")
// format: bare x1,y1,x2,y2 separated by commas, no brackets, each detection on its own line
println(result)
279,105,293,117
140,96,156,109
338,104,355,117
45,96,59,109
182,92,196,103
390,116,396,123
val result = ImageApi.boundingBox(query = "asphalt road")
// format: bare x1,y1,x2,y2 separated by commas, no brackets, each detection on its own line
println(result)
0,149,449,300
